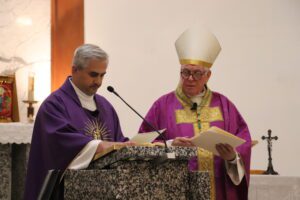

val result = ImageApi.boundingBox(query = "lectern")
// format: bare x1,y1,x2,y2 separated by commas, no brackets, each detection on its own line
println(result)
64,146,211,200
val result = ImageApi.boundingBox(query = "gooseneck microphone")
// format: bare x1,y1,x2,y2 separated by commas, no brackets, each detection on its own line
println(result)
191,102,198,111
107,86,169,153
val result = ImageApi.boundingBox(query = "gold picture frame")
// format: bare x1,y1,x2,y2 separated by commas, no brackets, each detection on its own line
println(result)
0,76,19,122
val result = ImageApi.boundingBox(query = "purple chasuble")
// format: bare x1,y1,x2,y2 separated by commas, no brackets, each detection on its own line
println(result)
139,89,251,200
24,78,127,200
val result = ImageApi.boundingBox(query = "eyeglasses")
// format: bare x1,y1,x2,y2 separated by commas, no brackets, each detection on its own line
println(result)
180,69,207,81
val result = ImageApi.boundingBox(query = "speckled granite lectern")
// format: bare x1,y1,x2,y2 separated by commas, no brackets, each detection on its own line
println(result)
0,123,32,200
64,146,210,200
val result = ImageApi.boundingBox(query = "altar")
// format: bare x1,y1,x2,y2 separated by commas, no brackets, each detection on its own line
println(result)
1,122,300,200
0,123,33,200
249,175,300,200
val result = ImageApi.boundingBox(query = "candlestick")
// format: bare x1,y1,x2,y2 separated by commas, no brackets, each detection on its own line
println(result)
23,100,38,123
28,72,35,101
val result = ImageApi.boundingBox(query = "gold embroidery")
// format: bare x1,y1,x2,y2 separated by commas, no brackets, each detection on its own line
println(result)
199,107,223,122
175,85,221,200
176,109,196,123
179,59,213,68
193,119,201,134
176,107,223,124
197,125,216,200
84,119,111,140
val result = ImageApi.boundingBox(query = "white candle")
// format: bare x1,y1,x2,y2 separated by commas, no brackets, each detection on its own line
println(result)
28,73,35,101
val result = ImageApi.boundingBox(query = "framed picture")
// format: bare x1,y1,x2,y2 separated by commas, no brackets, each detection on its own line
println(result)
0,76,14,122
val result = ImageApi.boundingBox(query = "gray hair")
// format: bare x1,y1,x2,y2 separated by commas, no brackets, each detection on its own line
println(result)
72,44,108,69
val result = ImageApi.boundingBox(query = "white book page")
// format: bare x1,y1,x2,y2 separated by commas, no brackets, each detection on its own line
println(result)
131,129,165,144
191,127,246,156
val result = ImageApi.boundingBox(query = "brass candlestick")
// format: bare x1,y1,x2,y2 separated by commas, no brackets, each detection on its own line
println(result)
23,100,38,123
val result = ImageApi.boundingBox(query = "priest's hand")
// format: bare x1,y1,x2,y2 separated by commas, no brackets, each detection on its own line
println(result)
172,137,195,147
96,141,136,154
215,143,236,161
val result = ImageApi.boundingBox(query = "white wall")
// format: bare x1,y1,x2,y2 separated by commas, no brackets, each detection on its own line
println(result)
85,0,300,176
0,0,50,122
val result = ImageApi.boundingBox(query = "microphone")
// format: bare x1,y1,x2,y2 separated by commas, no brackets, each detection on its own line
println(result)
107,86,169,153
191,102,197,111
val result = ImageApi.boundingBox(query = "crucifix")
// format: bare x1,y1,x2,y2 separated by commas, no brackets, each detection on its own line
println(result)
261,129,279,175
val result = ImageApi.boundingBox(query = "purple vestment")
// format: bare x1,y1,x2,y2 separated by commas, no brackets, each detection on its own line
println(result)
139,88,251,200
24,78,127,200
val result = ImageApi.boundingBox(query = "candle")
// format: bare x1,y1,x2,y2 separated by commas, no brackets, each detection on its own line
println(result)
28,73,35,101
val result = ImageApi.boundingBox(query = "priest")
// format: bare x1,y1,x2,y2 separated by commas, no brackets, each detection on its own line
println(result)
24,44,131,200
139,27,252,200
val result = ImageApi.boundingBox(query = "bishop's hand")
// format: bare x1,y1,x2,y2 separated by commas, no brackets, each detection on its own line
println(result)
215,143,236,161
172,137,195,147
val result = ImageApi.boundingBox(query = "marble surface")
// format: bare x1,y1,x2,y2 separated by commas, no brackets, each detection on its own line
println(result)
0,144,11,200
0,122,32,200
89,146,198,169
0,143,30,200
11,143,30,200
64,146,210,200
189,171,211,200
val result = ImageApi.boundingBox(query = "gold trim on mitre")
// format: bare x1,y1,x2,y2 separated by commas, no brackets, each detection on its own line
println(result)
175,26,221,70
180,59,213,68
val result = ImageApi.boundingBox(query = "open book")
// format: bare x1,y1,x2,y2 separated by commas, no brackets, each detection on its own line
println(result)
130,129,165,144
93,129,164,160
190,126,246,156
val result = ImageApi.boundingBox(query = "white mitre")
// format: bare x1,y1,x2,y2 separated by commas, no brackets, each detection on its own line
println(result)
175,26,222,68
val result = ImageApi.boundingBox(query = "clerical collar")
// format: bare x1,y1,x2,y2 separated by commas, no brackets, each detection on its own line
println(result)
190,87,206,105
69,78,97,111
175,84,212,108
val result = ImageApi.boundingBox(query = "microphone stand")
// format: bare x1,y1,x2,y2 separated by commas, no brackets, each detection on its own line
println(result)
107,86,170,154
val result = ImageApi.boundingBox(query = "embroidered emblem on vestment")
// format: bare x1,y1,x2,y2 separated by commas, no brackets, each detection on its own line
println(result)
84,119,111,140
